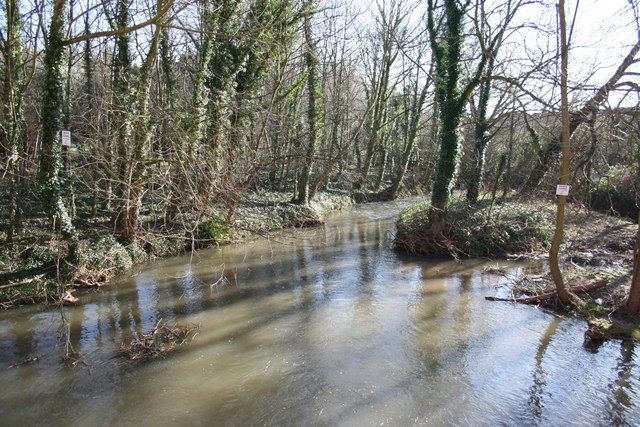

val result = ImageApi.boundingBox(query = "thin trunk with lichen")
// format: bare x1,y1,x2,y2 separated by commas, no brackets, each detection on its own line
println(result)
2,0,26,243
466,55,496,203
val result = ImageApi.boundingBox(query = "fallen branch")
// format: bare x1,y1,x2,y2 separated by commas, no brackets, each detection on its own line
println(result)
485,279,609,304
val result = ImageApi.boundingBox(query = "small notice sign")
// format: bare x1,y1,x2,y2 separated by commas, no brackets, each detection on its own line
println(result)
556,184,570,196
61,130,71,147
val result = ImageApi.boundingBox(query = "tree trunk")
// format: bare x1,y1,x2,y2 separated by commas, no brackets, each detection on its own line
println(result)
466,56,495,203
294,0,318,205
627,221,640,315
548,0,574,305
38,0,77,240
3,0,26,243
118,10,164,244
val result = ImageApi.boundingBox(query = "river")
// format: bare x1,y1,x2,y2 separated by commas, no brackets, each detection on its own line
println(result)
0,199,638,426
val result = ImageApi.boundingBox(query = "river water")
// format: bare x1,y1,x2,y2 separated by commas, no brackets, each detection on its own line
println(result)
1,199,638,426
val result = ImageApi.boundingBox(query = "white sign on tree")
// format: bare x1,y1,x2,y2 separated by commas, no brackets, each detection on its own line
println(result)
556,184,570,196
61,130,71,147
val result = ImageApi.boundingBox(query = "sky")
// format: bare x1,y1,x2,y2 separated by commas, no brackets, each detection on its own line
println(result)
348,0,640,108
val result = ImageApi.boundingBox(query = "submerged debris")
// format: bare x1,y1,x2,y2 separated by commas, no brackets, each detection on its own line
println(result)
117,320,199,360
7,355,39,369
60,290,79,304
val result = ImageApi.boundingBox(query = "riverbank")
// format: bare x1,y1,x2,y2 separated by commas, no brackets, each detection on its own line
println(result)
394,198,555,257
501,205,639,344
3,199,636,425
0,191,353,309
395,197,639,342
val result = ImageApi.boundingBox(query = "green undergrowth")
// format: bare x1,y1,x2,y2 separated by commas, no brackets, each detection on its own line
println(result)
395,198,555,257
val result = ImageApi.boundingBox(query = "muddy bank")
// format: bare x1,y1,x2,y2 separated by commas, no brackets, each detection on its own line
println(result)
484,202,638,343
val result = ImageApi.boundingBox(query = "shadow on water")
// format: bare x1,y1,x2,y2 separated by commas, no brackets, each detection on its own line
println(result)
0,199,639,425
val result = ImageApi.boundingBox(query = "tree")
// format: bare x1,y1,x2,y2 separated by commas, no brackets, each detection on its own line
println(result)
427,0,485,231
548,0,574,305
356,0,404,190
1,0,26,242
38,0,77,240
294,0,319,205
382,65,430,200
113,0,170,244
524,38,640,190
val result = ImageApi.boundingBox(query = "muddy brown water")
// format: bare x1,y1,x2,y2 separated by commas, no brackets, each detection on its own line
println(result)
1,199,638,426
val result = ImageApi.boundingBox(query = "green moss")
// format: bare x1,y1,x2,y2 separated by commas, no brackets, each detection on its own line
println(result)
577,301,610,318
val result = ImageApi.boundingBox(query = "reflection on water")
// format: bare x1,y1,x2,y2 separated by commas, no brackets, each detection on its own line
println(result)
0,199,638,426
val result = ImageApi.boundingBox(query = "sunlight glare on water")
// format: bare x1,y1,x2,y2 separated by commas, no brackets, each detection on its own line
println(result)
0,199,638,426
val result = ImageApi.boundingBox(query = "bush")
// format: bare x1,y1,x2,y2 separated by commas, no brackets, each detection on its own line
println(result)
195,218,231,244
590,166,638,221
75,235,133,274
395,199,554,257
20,245,58,269
277,203,324,227
126,241,148,265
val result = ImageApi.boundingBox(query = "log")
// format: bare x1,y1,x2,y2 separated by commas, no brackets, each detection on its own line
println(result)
485,279,609,304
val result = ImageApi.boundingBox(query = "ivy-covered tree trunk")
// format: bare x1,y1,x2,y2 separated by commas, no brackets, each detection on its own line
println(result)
427,0,466,230
466,55,496,203
118,7,166,244
38,0,77,239
62,0,75,217
205,0,243,166
82,16,99,217
2,0,26,243
110,0,132,232
165,3,222,220
294,0,319,205
426,0,497,231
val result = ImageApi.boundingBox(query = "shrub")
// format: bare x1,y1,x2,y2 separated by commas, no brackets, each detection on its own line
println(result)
590,166,638,221
75,235,133,274
195,218,231,244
